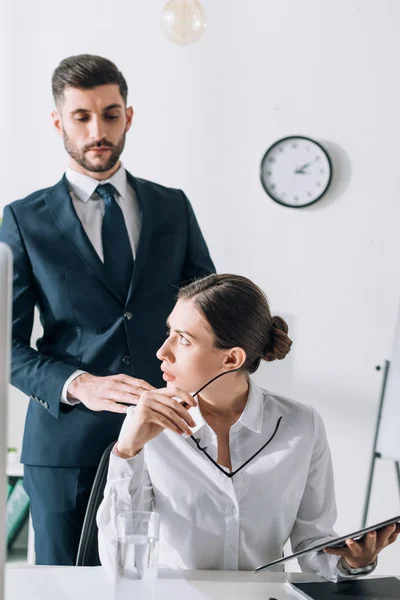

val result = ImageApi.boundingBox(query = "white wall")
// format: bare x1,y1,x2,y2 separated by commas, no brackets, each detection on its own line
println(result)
2,0,400,573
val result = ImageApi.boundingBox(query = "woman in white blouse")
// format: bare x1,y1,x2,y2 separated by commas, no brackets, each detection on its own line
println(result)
97,274,398,581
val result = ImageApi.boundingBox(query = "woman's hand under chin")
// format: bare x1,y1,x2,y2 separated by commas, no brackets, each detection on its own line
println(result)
115,386,198,459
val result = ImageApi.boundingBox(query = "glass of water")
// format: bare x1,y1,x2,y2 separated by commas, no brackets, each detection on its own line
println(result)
114,511,160,600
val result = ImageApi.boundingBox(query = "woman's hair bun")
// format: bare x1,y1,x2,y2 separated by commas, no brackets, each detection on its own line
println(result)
263,316,292,362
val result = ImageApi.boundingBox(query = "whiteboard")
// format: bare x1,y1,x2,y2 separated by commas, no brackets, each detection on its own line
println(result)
0,243,12,600
376,300,400,461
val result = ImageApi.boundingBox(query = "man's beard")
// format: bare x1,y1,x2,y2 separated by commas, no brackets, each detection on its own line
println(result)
63,131,126,173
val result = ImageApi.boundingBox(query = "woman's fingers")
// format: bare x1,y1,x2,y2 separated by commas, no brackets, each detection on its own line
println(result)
361,531,377,554
323,534,375,560
137,390,196,435
156,386,197,407
341,532,376,562
153,394,197,428
323,546,343,556
376,524,397,550
149,411,187,435
146,399,194,435
323,525,400,567
388,524,400,545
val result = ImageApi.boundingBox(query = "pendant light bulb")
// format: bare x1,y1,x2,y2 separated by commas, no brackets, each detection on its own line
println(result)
161,0,207,46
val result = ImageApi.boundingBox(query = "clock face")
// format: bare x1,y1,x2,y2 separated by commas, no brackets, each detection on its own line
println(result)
260,136,332,208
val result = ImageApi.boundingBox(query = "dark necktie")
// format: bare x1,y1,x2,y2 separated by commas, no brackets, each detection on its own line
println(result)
95,183,134,299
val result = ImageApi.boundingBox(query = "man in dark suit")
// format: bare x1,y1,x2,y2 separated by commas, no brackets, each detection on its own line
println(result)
0,54,215,566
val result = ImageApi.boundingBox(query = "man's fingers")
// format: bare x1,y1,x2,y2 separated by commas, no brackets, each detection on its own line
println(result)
109,385,143,404
101,399,128,414
118,381,154,397
114,374,155,391
102,382,151,404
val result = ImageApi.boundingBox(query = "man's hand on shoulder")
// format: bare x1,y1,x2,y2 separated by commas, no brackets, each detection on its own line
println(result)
67,373,155,414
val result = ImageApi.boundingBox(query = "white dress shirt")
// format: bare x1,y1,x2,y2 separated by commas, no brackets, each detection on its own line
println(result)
97,379,366,581
60,165,141,404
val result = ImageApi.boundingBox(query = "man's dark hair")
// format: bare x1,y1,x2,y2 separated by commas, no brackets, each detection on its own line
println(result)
52,54,128,108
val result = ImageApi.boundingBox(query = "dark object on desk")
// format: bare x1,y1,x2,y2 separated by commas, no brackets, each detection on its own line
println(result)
290,577,400,599
255,514,400,573
75,441,116,566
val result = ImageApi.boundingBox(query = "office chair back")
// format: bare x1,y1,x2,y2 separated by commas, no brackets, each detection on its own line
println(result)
76,440,116,566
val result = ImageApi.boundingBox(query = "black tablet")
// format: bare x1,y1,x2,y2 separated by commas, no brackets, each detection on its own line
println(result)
254,514,400,573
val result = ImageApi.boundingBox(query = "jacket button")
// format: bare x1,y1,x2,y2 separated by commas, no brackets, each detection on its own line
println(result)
43,401,49,409
122,356,132,366
124,311,133,320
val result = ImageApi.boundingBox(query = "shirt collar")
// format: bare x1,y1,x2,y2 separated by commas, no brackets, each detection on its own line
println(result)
187,378,265,436
65,163,128,203
237,378,265,433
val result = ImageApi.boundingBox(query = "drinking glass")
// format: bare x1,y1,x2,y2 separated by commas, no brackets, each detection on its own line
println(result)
114,511,160,600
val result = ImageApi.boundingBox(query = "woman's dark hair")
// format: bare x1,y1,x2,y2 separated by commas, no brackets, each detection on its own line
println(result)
178,274,292,374
52,54,128,108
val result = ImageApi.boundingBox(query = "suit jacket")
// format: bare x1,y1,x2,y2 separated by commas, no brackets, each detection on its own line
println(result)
1,171,215,467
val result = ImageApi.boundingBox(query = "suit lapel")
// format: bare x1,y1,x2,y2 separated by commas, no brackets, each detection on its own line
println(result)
126,172,156,301
44,175,124,304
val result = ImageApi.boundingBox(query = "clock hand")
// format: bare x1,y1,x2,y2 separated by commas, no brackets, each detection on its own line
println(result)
295,160,317,174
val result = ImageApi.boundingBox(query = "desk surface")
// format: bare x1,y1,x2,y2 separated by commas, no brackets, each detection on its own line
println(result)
3,565,336,600
6,566,399,600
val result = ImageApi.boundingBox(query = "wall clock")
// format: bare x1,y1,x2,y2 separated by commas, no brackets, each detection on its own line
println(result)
260,136,332,208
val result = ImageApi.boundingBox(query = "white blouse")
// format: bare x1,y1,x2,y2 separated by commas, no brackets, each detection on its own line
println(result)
97,379,357,581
